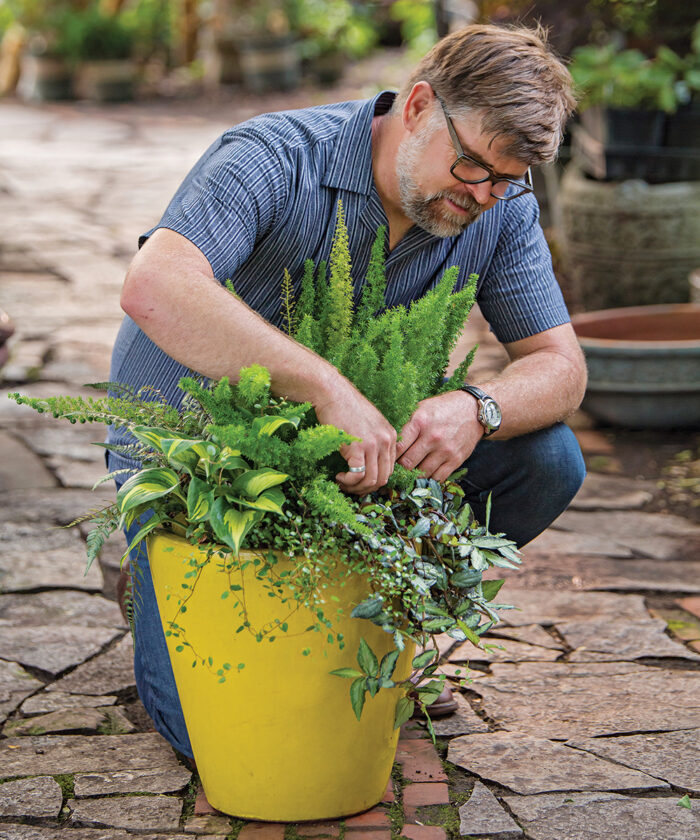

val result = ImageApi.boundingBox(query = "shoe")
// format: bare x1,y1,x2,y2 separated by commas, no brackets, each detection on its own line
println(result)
411,683,458,717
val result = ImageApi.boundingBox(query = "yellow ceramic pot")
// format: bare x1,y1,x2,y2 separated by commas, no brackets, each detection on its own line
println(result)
148,531,414,821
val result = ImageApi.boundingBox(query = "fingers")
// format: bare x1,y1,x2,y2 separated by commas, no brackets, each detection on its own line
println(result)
336,429,396,495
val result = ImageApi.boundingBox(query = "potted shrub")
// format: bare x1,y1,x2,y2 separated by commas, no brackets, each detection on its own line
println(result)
10,1,83,100
227,0,301,92
295,0,377,85
9,207,520,819
72,3,138,102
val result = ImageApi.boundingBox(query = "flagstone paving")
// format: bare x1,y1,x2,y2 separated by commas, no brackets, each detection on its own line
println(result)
1,77,699,839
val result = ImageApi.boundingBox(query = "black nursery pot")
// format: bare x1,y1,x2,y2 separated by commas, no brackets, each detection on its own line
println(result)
580,106,666,147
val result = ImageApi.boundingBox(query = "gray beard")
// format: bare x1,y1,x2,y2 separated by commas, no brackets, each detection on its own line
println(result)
396,132,483,238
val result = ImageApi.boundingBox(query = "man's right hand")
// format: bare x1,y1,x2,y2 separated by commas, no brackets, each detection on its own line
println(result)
315,382,397,495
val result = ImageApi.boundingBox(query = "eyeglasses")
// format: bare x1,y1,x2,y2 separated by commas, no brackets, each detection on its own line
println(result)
434,93,533,201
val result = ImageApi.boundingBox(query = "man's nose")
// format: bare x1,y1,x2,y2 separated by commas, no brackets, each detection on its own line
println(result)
464,180,493,205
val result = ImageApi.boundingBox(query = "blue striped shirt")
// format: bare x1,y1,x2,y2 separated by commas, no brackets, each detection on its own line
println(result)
107,91,569,470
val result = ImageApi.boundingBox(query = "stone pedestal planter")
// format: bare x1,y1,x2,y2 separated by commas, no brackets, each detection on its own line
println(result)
560,165,700,310
572,303,700,428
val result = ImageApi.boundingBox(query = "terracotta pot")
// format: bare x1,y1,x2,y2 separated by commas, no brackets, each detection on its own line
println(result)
572,304,700,428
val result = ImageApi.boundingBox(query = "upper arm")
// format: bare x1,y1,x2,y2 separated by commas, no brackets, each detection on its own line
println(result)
504,322,586,380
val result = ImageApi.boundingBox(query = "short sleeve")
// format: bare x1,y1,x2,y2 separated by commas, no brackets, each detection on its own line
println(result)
140,129,290,281
477,193,570,344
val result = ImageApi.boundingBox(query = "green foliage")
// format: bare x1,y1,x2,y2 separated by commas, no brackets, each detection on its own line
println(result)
570,24,700,113
285,199,479,454
295,0,378,60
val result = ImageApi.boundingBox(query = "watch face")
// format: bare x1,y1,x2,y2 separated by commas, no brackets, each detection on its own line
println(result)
481,399,502,428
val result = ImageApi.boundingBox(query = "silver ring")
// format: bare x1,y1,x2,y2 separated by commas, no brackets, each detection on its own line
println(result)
347,465,366,473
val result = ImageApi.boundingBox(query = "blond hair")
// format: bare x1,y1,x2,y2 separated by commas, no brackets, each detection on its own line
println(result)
395,23,576,164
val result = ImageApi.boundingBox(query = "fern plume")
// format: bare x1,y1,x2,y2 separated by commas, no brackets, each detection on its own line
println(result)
324,201,354,358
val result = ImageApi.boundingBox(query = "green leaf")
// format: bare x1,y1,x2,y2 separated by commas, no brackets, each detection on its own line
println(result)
677,794,692,810
379,649,400,681
231,468,289,498
412,649,437,669
481,579,505,602
456,618,483,648
161,437,218,471
130,426,173,453
394,695,415,728
209,497,261,554
330,667,364,679
407,518,431,539
351,597,384,620
349,677,366,721
219,447,248,471
451,569,483,588
253,416,295,437
225,488,286,514
357,638,379,676
116,468,180,514
187,476,213,522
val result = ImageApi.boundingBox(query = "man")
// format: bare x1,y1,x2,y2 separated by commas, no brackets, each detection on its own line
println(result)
111,23,586,757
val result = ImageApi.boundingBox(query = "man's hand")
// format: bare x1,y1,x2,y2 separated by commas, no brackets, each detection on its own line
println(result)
396,391,483,483
315,382,398,495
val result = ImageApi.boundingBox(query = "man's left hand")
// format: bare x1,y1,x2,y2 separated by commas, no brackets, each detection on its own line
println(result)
396,391,484,483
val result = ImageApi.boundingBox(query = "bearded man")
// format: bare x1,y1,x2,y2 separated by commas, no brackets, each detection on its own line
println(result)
111,24,586,757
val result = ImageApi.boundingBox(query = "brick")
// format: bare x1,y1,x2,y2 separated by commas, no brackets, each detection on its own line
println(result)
381,780,395,804
296,821,342,837
677,597,700,621
400,826,448,840
238,822,287,840
345,806,391,828
403,783,450,807
395,741,448,783
340,832,390,840
194,783,222,815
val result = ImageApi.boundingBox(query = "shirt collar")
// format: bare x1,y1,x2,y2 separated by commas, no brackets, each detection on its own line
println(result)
321,90,396,195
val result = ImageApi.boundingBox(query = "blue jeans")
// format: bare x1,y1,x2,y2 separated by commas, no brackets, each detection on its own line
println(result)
120,421,584,756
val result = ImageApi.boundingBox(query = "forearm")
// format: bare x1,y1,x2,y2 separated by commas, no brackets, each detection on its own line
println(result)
477,345,586,439
120,234,345,407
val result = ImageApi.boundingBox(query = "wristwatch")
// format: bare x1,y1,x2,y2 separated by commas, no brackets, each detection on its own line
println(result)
460,385,502,437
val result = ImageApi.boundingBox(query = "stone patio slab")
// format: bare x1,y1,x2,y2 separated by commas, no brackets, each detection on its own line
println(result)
0,486,111,525
449,638,562,664
502,792,700,840
567,729,700,793
502,555,700,594
0,431,56,490
0,590,124,628
431,692,489,738
0,625,122,675
570,472,655,511
447,732,665,795
458,781,522,837
0,520,102,592
47,634,134,695
21,691,117,715
558,618,700,662
0,776,63,818
0,659,43,724
484,623,565,650
74,766,192,797
470,661,700,739
68,794,182,832
0,733,179,776
0,829,131,840
525,529,634,557
497,589,650,626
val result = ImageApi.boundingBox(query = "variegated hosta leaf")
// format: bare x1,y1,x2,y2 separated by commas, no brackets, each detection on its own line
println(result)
159,438,219,473
253,416,295,437
209,497,261,554
130,426,175,453
219,447,249,472
116,468,181,514
224,487,285,514
187,476,214,522
231,468,289,498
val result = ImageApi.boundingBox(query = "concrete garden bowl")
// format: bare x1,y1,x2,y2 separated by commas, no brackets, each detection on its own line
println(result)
571,304,700,428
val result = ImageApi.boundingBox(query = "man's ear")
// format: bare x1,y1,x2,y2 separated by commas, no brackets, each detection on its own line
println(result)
402,81,435,132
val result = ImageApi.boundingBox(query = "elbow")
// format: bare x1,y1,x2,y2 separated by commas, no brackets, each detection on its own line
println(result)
120,266,155,324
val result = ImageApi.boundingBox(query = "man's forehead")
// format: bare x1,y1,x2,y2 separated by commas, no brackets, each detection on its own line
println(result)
451,110,529,178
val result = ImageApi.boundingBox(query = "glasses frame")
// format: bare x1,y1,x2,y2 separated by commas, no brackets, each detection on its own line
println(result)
434,93,534,201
